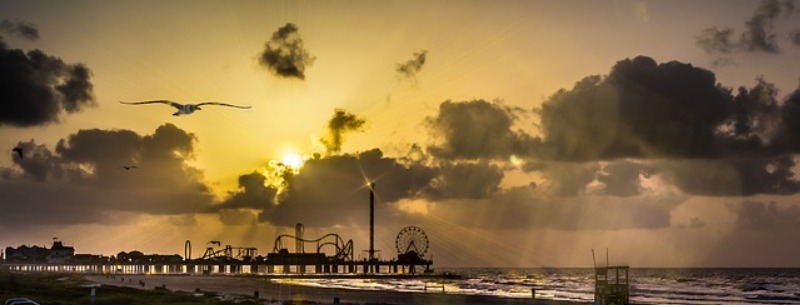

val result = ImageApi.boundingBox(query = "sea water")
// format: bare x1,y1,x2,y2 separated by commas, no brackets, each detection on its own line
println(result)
271,268,800,304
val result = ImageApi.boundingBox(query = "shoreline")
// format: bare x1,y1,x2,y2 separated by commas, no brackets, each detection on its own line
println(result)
86,274,591,305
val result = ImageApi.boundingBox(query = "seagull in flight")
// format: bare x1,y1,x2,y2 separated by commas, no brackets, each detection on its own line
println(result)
120,100,252,116
120,165,138,170
12,147,23,159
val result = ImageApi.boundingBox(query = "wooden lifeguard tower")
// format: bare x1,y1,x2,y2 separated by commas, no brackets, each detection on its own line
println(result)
593,249,629,305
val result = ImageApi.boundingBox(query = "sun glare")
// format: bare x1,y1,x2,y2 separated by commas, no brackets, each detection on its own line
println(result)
282,153,304,169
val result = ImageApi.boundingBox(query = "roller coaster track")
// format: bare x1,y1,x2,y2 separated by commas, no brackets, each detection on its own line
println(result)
273,233,353,262
200,244,258,260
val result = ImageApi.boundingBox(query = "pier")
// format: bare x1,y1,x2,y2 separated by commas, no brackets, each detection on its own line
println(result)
1,259,432,276
1,183,433,277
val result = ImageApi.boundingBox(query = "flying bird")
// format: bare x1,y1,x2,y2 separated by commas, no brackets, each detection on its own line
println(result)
120,100,252,116
207,240,221,247
12,147,23,159
120,165,138,170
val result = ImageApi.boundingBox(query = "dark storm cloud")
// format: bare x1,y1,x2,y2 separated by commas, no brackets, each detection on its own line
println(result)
539,56,733,161
729,200,800,230
531,162,599,197
528,55,800,196
427,99,540,160
773,87,800,152
218,171,278,210
726,77,781,145
396,50,427,79
659,157,800,196
57,64,94,112
696,0,796,54
11,139,76,182
258,23,315,80
0,19,39,41
257,149,436,227
222,152,512,227
322,109,366,154
520,160,651,197
55,128,140,170
0,124,214,227
423,161,503,200
0,38,96,127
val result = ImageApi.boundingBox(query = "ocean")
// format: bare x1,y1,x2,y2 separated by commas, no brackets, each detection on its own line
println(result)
272,268,800,304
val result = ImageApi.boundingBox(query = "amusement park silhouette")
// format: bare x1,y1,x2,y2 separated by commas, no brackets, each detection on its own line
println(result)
3,183,433,276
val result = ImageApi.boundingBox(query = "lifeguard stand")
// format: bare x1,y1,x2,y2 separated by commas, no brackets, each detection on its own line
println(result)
594,265,629,305
593,250,629,305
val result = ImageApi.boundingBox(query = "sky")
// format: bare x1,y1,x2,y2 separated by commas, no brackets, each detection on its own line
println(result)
2,0,800,268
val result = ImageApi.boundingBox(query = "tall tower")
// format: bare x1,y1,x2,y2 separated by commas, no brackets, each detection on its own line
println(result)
369,182,375,265
295,223,304,253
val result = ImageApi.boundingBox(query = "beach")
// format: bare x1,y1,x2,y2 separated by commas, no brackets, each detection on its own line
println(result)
86,274,589,305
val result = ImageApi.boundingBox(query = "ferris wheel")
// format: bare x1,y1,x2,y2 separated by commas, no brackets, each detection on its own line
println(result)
395,226,429,257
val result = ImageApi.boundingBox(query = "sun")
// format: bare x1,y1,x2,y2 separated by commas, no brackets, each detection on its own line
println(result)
282,153,304,169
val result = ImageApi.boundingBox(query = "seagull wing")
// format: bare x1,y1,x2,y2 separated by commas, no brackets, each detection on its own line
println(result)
120,100,183,110
196,102,252,109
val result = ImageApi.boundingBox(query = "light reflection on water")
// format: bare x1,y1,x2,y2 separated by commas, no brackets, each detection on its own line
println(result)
272,268,800,305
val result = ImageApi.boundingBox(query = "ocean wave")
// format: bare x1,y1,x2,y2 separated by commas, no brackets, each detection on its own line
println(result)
272,268,800,304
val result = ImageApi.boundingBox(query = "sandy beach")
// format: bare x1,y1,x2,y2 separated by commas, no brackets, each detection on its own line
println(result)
86,274,589,305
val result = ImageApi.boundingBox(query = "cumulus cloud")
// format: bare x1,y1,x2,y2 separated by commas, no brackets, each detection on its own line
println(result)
257,149,436,227
521,160,657,198
217,171,278,210
423,161,503,200
538,56,732,161
773,87,800,152
427,99,540,160
396,50,428,79
0,38,96,127
523,55,800,197
656,157,800,196
321,109,366,154
220,146,516,227
725,77,781,146
0,124,214,227
11,139,72,182
0,19,39,41
258,23,315,80
696,0,796,56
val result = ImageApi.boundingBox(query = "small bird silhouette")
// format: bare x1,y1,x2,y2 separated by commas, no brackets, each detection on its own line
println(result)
120,165,138,170
207,240,221,247
120,100,252,116
12,147,23,159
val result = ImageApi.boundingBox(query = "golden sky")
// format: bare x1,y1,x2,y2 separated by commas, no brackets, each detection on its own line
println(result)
2,0,800,267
